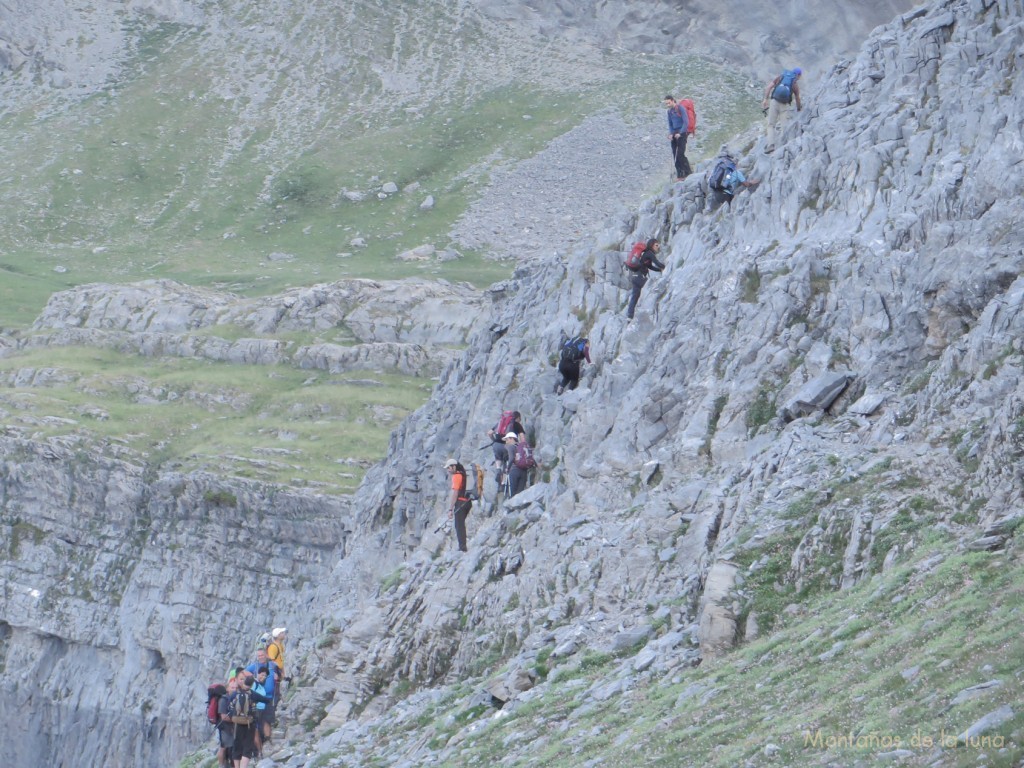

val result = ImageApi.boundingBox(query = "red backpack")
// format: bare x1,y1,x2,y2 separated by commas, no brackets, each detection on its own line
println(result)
495,410,516,436
625,242,645,271
207,683,227,725
678,99,697,135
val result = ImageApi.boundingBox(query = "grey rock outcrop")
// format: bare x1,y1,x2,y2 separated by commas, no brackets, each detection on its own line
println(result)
24,277,484,376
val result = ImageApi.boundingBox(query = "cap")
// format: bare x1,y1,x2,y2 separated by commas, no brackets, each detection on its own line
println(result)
443,458,457,469
504,432,518,441
271,627,287,638
794,67,802,75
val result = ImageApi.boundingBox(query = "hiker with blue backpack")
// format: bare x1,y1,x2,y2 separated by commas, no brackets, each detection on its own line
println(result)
664,95,692,180
556,335,592,394
763,68,803,153
706,150,760,210
625,238,665,320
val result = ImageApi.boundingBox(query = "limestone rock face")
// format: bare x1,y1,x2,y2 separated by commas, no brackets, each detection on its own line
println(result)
0,435,345,768
299,0,1024,750
27,278,484,376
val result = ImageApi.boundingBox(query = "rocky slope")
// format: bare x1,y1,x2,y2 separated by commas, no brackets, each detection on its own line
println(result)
12,0,1024,767
264,0,1022,764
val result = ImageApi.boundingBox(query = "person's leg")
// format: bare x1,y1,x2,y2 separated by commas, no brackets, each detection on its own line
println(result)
567,362,581,391
671,136,686,179
454,501,470,551
677,134,690,177
509,466,527,496
766,100,783,150
626,274,646,318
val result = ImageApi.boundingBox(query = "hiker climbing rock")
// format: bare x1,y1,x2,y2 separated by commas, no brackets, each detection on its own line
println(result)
444,458,473,552
556,335,591,393
499,432,518,497
762,67,802,152
245,648,279,744
625,238,665,320
486,410,524,483
227,669,271,768
215,676,237,768
664,95,692,179
509,435,537,497
266,628,289,706
706,151,760,211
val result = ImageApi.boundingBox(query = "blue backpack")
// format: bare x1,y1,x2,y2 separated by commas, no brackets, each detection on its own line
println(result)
708,156,738,193
560,336,587,363
772,69,799,104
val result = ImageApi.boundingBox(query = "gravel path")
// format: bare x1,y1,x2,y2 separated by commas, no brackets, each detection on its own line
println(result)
448,110,676,261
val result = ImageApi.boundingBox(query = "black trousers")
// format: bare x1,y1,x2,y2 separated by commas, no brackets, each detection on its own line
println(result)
453,499,472,551
671,134,691,178
558,359,582,391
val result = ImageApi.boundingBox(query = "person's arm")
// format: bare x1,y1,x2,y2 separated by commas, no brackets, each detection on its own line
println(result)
583,344,592,364
250,689,273,705
793,82,802,111
762,77,779,106
447,482,458,516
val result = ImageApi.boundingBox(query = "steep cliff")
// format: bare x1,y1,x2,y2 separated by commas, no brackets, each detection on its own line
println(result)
277,0,1024,764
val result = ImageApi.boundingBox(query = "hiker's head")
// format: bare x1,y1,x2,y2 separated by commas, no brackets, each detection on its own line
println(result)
255,648,268,662
793,67,802,77
272,627,287,642
240,673,254,689
663,95,676,107
233,666,246,680
257,665,269,679
504,432,518,443
227,678,238,693
646,238,659,251
512,411,521,420
444,458,458,472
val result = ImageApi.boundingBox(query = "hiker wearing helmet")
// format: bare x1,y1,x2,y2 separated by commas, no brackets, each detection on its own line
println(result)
444,458,473,552
625,238,665,320
762,67,803,153
664,95,691,179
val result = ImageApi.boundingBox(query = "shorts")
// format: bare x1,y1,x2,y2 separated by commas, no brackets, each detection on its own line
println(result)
231,724,258,760
217,724,234,749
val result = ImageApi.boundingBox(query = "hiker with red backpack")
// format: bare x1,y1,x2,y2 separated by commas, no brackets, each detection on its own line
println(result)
486,410,524,483
664,95,694,180
625,238,666,320
212,676,237,768
762,67,802,152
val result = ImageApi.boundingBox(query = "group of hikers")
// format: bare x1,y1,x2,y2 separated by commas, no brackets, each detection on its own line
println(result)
665,66,803,206
207,628,289,768
438,68,805,553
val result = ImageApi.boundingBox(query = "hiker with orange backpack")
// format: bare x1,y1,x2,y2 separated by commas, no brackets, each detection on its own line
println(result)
444,458,474,552
625,238,665,320
664,95,693,179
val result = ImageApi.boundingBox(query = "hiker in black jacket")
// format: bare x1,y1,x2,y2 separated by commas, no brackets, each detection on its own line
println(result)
625,238,665,320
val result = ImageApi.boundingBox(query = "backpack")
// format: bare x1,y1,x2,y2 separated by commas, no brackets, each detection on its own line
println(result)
229,690,254,726
624,241,646,271
254,631,270,651
465,463,485,500
495,410,516,437
772,69,799,104
513,441,536,470
678,99,697,136
206,683,227,725
560,336,586,363
708,157,738,193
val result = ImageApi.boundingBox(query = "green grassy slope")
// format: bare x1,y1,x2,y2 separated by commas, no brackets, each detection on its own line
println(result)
0,2,760,490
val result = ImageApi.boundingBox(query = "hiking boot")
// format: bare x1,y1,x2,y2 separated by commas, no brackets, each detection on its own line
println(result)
556,384,564,395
